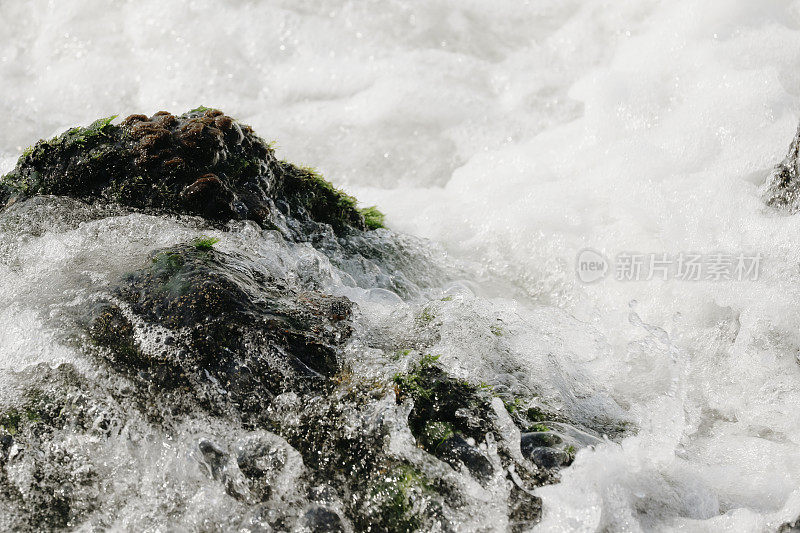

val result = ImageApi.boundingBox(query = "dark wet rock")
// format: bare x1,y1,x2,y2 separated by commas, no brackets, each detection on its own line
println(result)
764,123,800,211
390,353,576,524
436,433,494,481
520,423,599,471
196,438,253,501
88,244,353,415
3,278,582,532
385,351,607,528
523,446,571,469
234,431,304,502
520,431,563,450
87,306,143,368
393,355,496,453
779,516,800,532
0,363,130,532
296,506,345,532
520,429,575,468
392,354,563,475
198,438,229,480
508,484,543,533
268,385,388,488
0,108,377,234
357,462,447,533
262,377,461,532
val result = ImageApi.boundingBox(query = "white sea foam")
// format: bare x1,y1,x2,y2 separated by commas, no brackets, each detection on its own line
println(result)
3,0,800,530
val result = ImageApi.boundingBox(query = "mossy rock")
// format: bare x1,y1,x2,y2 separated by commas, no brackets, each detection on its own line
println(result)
391,355,499,481
393,355,496,448
0,363,127,532
88,244,354,416
390,354,562,530
267,378,451,533
361,464,441,532
390,352,583,480
1,108,384,234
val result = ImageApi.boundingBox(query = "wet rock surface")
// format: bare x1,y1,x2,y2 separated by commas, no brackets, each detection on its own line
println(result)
0,110,605,531
0,108,368,234
764,123,800,211
88,243,352,419
780,517,800,532
0,364,130,531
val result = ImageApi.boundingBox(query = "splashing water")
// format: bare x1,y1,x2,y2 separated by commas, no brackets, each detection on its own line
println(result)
4,0,800,531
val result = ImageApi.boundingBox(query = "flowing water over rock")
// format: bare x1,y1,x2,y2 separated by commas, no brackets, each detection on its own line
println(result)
4,2,800,532
0,111,612,531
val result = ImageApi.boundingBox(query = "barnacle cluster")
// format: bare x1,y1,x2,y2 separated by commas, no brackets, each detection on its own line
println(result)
1,107,377,234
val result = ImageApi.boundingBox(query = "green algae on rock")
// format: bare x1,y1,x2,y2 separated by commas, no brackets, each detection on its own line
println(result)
0,108,378,234
358,205,386,229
